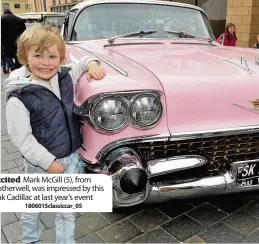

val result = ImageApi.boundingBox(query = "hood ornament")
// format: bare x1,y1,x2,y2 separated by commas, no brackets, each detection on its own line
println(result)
250,99,259,108
223,56,251,74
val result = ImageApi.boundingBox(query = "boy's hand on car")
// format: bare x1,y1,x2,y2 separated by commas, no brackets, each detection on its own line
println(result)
87,61,106,81
47,160,64,174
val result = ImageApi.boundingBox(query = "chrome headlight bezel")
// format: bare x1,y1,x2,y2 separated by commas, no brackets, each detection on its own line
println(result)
75,90,163,133
130,93,163,128
93,96,129,131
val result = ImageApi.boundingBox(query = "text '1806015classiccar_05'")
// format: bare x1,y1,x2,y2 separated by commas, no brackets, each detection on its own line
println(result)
61,0,259,207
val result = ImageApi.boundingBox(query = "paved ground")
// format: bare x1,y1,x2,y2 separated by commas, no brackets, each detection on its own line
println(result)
1,72,259,243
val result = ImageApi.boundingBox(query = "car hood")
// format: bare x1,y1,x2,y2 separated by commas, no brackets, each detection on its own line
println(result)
70,40,259,134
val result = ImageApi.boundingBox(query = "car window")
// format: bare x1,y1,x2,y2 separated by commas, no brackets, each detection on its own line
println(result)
72,3,213,41
44,16,65,29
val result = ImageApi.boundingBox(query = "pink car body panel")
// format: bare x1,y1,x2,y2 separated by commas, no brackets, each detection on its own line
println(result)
66,40,259,164
64,0,259,164
59,0,259,206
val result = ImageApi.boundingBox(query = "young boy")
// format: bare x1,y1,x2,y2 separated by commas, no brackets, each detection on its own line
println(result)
4,25,105,244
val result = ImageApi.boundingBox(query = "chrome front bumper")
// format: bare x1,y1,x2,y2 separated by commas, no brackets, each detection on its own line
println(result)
146,171,259,204
87,126,259,207
82,125,259,207
103,148,259,208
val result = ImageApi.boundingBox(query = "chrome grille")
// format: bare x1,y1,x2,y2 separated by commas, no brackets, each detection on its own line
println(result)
136,132,259,172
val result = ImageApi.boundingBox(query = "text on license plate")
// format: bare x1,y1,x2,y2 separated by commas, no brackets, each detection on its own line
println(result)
237,162,259,187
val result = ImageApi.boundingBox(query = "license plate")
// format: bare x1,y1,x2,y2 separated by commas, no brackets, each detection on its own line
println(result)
236,161,259,187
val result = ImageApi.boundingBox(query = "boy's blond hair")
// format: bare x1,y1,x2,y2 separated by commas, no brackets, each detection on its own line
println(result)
17,25,66,66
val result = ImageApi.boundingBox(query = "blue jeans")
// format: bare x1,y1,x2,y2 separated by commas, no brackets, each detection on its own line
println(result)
21,154,85,244
5,56,21,71
1,55,10,70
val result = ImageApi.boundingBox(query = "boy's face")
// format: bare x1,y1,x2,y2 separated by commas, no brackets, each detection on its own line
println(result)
27,44,61,81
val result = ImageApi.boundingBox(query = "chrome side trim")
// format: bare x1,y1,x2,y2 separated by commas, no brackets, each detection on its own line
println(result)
169,125,259,141
147,155,207,177
104,41,164,47
222,57,251,74
232,103,259,114
89,50,128,77
74,45,128,76
96,125,259,161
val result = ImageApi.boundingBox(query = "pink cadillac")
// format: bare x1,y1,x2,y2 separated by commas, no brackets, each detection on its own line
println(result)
62,0,259,207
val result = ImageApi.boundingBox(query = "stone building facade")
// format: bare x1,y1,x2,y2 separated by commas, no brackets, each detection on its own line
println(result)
1,0,30,14
226,0,259,47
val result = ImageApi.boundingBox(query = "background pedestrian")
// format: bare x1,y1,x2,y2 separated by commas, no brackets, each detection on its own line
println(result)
1,7,26,71
217,23,237,47
1,44,10,74
253,34,259,49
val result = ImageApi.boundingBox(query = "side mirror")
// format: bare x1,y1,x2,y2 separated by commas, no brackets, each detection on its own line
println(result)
61,24,65,39
219,35,224,45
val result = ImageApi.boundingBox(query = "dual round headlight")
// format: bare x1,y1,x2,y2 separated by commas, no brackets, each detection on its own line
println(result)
94,98,128,131
93,94,162,131
131,94,162,127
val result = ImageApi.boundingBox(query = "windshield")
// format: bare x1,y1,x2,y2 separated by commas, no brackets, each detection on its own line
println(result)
72,3,215,41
